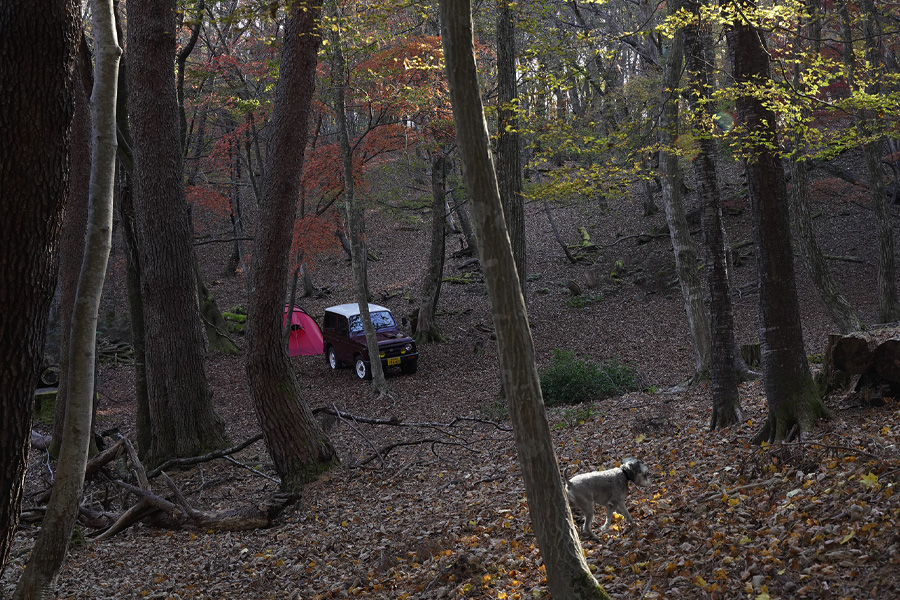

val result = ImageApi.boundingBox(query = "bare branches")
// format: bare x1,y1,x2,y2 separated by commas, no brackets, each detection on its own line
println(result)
312,406,513,467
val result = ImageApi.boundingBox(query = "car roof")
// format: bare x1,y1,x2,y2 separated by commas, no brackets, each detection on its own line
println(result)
324,303,391,318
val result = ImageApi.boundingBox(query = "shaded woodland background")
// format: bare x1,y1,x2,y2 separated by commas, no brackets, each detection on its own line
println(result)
2,0,900,597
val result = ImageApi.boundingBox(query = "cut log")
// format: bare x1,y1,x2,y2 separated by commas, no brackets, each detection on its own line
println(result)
830,332,874,374
828,328,899,377
873,339,900,382
821,327,900,400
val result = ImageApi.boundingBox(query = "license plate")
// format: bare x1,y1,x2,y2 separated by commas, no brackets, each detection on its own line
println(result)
387,357,401,366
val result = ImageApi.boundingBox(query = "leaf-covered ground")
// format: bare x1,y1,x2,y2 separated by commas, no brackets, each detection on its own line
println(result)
4,158,899,598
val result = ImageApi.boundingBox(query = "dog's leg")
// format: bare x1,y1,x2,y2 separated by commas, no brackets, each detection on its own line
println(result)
600,505,614,531
616,501,635,525
580,503,596,538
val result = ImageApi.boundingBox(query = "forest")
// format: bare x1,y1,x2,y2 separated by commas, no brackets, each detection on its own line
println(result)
1,0,899,597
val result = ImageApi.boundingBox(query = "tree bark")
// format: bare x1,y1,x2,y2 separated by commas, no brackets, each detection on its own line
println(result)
416,153,449,343
245,0,338,493
112,16,153,457
441,1,609,597
658,14,712,382
51,40,94,455
683,0,743,428
725,0,829,443
0,0,80,575
838,0,899,324
786,0,863,335
859,0,899,323
127,0,229,465
789,159,863,333
497,0,525,295
329,4,389,395
14,2,120,596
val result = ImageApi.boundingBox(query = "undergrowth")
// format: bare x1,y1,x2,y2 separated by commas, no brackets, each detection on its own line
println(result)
540,349,637,406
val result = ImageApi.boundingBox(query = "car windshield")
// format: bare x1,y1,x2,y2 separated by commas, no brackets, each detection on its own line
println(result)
347,310,395,335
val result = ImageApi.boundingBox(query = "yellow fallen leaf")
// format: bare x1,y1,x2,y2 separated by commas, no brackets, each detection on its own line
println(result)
635,433,646,443
860,472,879,487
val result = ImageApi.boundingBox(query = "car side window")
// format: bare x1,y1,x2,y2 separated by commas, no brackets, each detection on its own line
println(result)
323,312,336,331
348,315,362,336
337,316,349,336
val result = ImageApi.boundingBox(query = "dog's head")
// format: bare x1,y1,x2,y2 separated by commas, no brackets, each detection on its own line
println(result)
620,458,651,487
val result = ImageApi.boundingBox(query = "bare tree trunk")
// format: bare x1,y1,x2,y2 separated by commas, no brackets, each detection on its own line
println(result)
127,0,229,465
245,0,338,492
839,0,899,323
0,0,80,575
441,1,609,597
659,17,712,383
497,0,525,294
329,5,389,396
790,159,863,333
51,40,93,455
786,0,861,334
450,182,478,254
416,153,449,343
683,1,743,428
725,0,829,443
14,3,119,596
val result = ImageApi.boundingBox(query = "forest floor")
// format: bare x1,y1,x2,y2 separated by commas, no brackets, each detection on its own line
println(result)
4,157,900,599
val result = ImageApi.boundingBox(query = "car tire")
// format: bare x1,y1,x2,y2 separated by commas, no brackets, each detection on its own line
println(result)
401,360,418,375
326,346,341,370
354,355,372,380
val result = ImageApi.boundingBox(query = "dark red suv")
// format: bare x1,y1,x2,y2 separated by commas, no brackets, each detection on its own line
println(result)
321,303,418,379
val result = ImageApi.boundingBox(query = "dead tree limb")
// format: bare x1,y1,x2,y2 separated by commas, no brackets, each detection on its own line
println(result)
543,202,578,264
146,433,265,479
312,407,512,432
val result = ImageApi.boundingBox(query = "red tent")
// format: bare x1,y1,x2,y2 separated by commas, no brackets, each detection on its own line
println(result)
284,305,323,356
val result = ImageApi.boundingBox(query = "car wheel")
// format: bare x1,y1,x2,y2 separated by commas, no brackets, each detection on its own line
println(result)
401,360,418,375
354,355,372,380
326,346,340,370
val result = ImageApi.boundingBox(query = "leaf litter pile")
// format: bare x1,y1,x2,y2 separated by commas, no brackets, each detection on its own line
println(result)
5,373,900,599
5,167,900,598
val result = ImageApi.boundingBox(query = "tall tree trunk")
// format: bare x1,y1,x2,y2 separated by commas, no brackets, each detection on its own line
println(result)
450,179,478,254
790,159,863,333
51,40,93,455
127,0,228,465
659,15,712,383
684,1,743,429
839,0,898,324
441,1,609,597
329,6,389,395
860,0,899,322
0,0,80,575
245,0,338,493
112,17,152,456
787,0,862,334
13,3,120,596
725,0,830,443
416,153,449,343
497,0,525,294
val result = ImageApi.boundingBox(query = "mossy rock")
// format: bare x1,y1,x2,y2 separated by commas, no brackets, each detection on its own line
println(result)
34,388,57,425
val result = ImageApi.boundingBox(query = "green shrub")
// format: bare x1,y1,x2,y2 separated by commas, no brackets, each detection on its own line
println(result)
539,349,637,406
567,292,603,308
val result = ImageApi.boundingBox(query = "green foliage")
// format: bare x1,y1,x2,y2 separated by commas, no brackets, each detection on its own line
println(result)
567,292,604,308
222,311,247,334
539,349,637,407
